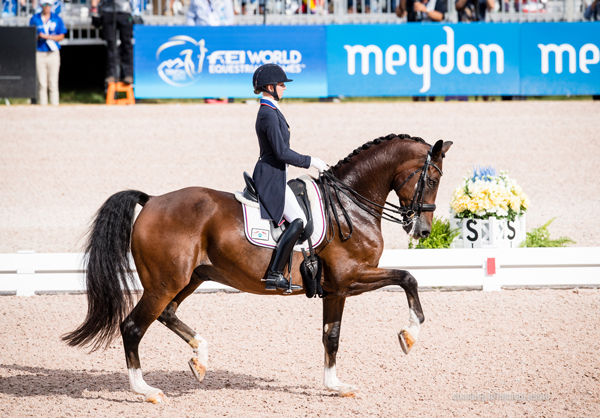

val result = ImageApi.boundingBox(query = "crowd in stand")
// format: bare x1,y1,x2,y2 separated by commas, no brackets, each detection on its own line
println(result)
4,0,599,20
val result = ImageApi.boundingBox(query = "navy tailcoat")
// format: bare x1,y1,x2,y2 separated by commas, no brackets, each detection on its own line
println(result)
252,101,311,224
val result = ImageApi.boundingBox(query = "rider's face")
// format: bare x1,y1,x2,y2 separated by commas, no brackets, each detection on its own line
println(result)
275,83,286,98
268,83,286,99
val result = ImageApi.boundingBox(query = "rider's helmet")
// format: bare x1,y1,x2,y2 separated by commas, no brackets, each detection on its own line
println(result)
252,64,293,101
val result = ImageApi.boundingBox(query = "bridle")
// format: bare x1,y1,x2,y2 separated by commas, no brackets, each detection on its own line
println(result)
318,144,443,242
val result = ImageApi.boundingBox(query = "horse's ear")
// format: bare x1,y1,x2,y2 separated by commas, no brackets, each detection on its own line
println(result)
432,140,452,159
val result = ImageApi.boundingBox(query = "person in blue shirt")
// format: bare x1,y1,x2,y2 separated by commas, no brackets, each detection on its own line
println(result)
186,0,234,26
30,1,67,105
251,64,329,292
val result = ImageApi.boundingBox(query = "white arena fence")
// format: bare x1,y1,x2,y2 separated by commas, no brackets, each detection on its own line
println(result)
0,0,592,45
0,247,598,296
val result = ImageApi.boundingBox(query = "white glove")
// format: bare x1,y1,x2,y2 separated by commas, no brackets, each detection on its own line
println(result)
310,157,329,172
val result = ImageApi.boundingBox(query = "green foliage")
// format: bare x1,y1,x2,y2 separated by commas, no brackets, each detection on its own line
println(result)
520,218,576,248
60,89,105,104
409,216,460,249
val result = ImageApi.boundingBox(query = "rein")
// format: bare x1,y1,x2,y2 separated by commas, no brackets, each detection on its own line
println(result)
317,145,443,242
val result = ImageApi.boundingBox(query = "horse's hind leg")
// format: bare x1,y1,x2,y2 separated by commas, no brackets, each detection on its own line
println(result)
157,270,208,383
121,291,178,404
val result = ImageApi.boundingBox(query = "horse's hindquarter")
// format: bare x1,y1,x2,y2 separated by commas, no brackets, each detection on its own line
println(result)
131,187,306,295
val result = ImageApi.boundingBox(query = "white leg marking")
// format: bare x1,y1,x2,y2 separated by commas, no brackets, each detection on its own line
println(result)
399,308,422,354
406,308,421,339
323,354,357,397
127,368,164,402
191,334,209,366
188,334,209,382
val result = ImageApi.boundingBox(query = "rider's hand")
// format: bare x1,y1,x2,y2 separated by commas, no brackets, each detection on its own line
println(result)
310,157,329,172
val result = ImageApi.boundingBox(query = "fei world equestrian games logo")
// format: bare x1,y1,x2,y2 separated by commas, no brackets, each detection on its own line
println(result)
156,35,306,87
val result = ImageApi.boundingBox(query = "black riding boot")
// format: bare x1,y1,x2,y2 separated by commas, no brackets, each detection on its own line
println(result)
265,219,304,293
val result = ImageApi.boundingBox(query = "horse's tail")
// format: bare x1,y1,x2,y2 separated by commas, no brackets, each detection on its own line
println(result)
62,190,150,351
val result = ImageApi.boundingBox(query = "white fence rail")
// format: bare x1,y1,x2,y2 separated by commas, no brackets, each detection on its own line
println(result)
1,247,598,296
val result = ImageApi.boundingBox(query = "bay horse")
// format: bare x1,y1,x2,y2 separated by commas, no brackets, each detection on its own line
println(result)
63,133,452,403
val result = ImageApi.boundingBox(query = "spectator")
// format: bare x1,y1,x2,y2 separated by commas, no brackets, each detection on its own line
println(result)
21,0,62,15
2,0,17,16
187,0,234,25
347,0,369,13
397,0,447,21
456,0,494,21
584,0,599,20
30,0,66,106
91,0,134,85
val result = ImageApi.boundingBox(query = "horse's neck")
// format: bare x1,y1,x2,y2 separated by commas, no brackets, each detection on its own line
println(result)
333,140,420,207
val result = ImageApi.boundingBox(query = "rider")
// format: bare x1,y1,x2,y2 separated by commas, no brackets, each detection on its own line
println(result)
252,63,329,292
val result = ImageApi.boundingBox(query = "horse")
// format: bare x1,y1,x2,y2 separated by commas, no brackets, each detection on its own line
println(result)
63,133,452,403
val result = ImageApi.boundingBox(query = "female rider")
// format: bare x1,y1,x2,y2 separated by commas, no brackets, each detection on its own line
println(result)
251,64,329,292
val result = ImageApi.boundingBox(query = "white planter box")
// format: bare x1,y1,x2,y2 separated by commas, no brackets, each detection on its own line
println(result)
450,215,526,249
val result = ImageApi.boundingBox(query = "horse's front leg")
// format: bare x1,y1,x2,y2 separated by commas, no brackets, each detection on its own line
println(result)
346,267,424,355
322,296,357,397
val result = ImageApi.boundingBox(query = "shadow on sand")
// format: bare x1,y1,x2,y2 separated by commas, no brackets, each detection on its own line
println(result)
0,364,316,403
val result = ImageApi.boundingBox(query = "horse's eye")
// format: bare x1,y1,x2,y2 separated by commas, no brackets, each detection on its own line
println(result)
427,179,437,187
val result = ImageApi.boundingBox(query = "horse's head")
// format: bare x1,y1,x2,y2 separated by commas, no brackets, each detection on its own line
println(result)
392,139,453,239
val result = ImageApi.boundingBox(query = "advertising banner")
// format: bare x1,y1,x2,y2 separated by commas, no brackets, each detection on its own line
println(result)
133,22,600,98
520,22,600,96
327,23,521,97
134,25,327,98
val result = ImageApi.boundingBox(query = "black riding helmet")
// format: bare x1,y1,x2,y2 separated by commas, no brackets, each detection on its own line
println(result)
252,64,293,101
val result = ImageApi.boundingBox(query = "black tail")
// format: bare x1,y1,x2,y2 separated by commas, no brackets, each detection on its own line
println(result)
62,190,150,351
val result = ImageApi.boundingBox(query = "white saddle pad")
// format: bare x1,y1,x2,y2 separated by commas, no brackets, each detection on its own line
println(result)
235,175,326,251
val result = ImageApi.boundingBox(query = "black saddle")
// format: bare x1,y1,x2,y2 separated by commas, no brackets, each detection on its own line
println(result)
242,172,314,244
242,172,259,203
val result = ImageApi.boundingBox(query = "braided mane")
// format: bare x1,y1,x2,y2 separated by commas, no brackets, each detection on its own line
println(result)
331,133,427,171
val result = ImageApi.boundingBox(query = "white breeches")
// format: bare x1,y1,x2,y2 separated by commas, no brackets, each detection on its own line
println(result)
282,184,307,226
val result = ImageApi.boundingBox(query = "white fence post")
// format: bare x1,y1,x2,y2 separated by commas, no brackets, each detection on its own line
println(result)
15,250,36,297
482,257,501,291
565,0,575,21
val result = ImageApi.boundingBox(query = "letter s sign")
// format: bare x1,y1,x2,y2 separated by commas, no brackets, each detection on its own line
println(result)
466,219,478,242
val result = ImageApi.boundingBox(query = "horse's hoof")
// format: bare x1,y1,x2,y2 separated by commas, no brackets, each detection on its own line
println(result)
398,328,416,355
339,385,358,398
145,389,168,404
188,357,206,382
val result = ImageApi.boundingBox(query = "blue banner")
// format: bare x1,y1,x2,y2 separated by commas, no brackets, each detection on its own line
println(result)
520,23,600,96
134,25,328,98
133,23,600,98
327,23,521,96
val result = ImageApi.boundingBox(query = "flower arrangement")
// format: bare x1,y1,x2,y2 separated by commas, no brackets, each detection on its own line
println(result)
450,166,530,221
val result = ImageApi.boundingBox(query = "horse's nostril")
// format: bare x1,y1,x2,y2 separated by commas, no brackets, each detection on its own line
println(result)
421,230,430,238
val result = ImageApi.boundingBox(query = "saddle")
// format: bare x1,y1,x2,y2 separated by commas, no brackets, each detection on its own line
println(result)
241,172,314,245
238,172,324,298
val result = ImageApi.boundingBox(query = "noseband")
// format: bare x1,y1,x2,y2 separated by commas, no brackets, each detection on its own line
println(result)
318,145,442,242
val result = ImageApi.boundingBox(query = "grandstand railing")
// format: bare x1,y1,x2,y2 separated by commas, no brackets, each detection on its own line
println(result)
0,0,592,45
